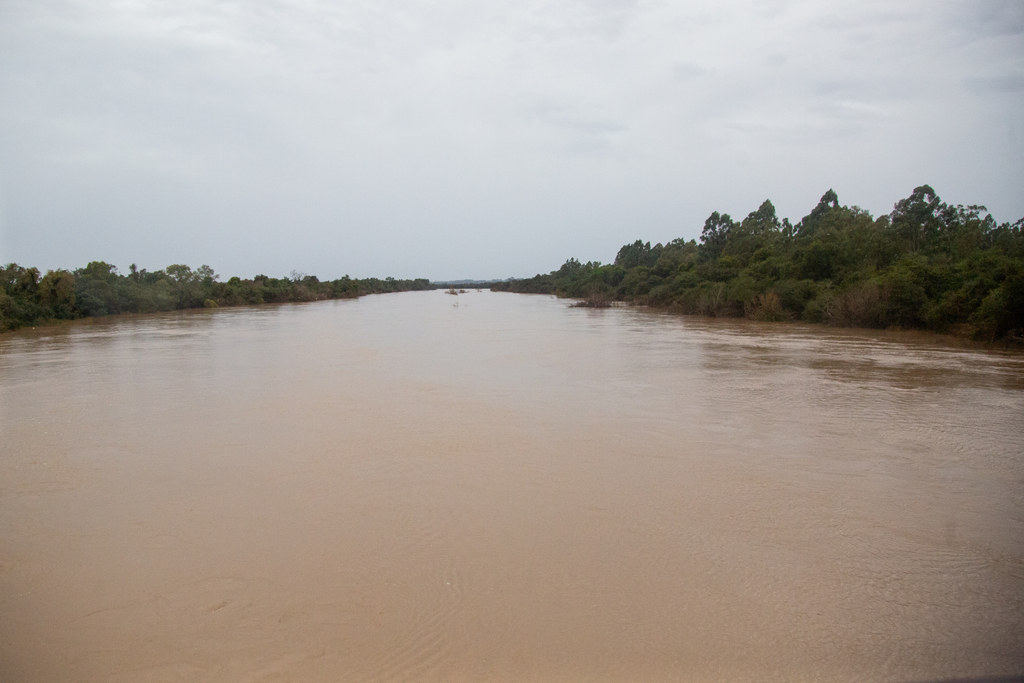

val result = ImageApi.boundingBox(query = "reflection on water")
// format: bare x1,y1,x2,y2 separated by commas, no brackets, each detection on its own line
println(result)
1,291,1022,682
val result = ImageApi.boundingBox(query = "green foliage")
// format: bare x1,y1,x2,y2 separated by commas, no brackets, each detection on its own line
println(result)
0,261,435,333
698,212,735,262
493,185,1024,343
37,270,77,319
615,241,662,269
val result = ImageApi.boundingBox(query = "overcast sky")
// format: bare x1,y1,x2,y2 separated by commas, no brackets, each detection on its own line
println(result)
1,0,1021,280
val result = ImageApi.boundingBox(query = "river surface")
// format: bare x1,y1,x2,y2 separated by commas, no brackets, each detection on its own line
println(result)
1,290,1023,682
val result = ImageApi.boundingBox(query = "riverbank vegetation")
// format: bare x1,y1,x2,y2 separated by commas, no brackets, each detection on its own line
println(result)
492,186,1024,343
0,263,432,332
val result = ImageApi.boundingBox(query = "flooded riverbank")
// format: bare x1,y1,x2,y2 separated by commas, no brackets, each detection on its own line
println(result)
2,289,1022,682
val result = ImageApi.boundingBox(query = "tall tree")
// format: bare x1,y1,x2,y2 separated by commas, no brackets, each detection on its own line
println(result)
698,212,735,262
890,185,941,253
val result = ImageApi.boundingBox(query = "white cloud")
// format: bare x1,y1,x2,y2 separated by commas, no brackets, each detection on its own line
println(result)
0,0,1021,278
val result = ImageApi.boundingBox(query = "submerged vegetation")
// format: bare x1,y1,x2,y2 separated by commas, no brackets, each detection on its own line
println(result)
0,262,432,332
493,185,1024,343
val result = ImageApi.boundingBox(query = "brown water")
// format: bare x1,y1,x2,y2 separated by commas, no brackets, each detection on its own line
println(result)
1,290,1022,682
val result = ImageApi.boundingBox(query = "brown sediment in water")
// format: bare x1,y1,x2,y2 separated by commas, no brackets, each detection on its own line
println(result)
1,290,1022,682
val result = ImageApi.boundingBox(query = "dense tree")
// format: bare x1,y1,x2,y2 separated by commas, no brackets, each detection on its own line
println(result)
0,261,434,332
493,186,1024,343
698,212,735,262
615,241,662,269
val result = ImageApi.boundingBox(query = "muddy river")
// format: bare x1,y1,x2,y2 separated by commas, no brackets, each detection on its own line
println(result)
1,290,1022,681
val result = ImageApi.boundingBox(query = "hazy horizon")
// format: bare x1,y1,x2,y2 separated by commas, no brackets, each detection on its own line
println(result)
2,0,1022,281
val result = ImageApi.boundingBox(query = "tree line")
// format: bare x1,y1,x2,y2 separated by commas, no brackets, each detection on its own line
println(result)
492,185,1024,343
0,262,433,332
